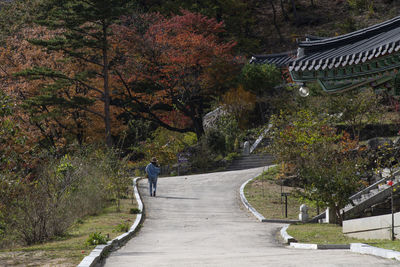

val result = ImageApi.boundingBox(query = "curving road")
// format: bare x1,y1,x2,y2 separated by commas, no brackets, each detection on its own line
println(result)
103,167,398,266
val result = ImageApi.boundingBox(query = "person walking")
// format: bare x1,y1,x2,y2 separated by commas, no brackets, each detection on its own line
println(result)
145,157,160,197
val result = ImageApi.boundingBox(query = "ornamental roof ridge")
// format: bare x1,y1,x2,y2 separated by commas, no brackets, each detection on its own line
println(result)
299,16,400,52
251,50,297,58
250,50,296,67
290,16,400,72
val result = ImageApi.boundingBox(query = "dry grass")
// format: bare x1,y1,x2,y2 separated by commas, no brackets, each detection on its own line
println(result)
244,166,319,220
0,198,138,266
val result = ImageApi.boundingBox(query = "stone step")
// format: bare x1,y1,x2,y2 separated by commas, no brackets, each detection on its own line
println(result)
228,160,272,165
343,181,400,219
226,153,274,171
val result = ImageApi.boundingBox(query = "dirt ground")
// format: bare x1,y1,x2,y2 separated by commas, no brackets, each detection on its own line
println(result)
0,251,74,267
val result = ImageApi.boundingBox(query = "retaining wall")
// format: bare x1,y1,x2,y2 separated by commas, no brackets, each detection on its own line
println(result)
343,211,400,239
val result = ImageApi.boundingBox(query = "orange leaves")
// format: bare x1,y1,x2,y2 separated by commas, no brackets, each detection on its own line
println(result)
222,85,256,118
339,131,359,153
112,10,237,136
0,25,127,150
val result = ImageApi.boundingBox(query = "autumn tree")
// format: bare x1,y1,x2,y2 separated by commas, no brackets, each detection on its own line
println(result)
133,0,260,53
113,11,239,139
0,26,106,150
269,109,365,224
20,0,134,148
240,63,282,123
0,0,43,43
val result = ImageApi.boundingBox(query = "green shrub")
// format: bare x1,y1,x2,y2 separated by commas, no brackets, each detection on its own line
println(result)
114,223,130,233
86,232,109,246
0,220,5,240
129,208,141,214
205,129,226,155
347,0,373,12
190,138,215,171
226,152,240,162
240,63,281,96
134,168,143,177
0,146,131,245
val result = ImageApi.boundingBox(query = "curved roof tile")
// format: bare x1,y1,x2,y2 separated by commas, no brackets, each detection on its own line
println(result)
291,16,400,71
250,51,296,68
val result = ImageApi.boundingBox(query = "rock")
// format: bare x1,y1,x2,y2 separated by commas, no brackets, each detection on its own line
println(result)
202,107,227,131
367,137,393,150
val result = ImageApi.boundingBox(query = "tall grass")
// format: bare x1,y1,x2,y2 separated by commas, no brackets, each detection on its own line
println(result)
0,146,131,246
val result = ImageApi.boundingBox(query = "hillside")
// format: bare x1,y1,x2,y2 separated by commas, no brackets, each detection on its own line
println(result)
253,0,400,55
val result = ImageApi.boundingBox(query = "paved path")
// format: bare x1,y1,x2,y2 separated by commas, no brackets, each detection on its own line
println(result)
104,168,398,266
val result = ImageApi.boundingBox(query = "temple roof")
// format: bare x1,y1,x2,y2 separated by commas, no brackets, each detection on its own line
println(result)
290,16,400,72
250,51,296,67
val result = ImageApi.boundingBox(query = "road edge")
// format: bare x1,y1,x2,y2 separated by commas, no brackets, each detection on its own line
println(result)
77,177,144,267
239,171,268,222
239,165,300,224
280,225,400,261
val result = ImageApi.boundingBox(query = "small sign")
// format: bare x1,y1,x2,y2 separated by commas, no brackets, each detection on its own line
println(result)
177,152,190,163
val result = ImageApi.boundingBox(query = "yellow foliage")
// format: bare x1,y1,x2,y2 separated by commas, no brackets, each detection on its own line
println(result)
221,85,256,128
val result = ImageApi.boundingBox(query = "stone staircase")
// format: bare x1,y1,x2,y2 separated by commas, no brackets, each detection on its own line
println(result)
226,153,274,171
342,169,400,220
308,169,400,223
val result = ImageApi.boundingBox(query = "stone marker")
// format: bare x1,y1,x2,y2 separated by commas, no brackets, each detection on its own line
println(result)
243,141,250,156
299,204,309,222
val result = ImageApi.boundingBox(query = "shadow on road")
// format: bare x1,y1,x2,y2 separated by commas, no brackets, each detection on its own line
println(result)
153,196,199,200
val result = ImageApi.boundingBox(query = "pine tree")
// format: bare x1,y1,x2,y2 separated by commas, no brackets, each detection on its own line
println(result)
23,0,134,148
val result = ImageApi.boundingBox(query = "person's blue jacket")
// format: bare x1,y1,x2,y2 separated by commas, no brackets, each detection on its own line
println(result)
145,162,160,179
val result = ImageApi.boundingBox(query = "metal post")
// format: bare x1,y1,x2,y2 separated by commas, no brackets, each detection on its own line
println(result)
281,192,290,218
392,187,395,241
280,177,283,216
285,194,288,218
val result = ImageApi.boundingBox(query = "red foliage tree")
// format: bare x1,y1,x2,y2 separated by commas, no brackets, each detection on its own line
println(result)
112,11,240,138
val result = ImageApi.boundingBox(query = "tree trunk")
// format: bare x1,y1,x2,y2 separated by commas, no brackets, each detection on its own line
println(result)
291,0,298,24
335,205,343,226
193,116,205,140
269,0,283,42
102,22,112,148
258,102,265,124
280,0,289,21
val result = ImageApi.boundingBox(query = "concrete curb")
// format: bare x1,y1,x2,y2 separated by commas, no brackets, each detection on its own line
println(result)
351,243,400,261
280,225,297,244
281,225,400,261
290,243,318,249
281,225,350,249
289,243,350,250
239,173,267,222
242,169,400,261
77,177,144,267
239,165,301,224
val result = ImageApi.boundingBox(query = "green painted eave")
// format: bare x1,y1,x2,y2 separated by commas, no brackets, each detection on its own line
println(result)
290,52,400,94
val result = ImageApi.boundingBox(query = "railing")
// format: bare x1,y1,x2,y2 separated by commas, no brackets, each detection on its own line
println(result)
250,123,272,154
349,168,400,201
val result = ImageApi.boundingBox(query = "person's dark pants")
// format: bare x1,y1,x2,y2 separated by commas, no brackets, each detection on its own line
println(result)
148,177,158,196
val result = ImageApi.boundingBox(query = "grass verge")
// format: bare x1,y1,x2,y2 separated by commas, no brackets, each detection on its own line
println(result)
0,198,138,266
287,223,361,244
244,166,319,220
287,223,400,251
